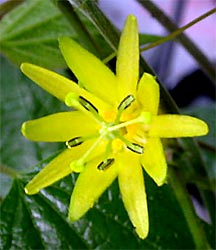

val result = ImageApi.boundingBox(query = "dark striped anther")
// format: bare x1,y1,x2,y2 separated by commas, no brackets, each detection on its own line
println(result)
79,96,98,113
66,137,83,148
97,158,115,171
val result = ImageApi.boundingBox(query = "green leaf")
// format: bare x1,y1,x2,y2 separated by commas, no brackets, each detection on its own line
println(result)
0,0,24,17
182,104,216,148
0,0,77,68
0,172,196,249
139,33,163,46
0,177,88,249
182,104,216,226
67,0,119,50
0,54,66,199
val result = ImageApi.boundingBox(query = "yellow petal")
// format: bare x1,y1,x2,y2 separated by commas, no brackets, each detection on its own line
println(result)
137,73,159,115
68,157,117,221
116,15,139,101
59,37,118,105
141,138,167,186
20,63,110,113
21,111,98,142
149,115,209,138
25,141,92,195
117,150,149,239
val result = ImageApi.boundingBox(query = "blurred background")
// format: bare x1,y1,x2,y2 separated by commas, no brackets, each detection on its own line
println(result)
99,0,216,107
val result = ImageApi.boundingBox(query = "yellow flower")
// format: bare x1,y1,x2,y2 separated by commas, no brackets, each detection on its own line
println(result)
21,15,208,239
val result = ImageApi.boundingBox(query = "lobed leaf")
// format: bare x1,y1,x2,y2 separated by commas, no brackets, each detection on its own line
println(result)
0,0,76,68
0,174,196,249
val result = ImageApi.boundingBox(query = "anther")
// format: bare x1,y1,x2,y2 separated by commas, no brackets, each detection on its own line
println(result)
79,96,98,114
127,143,144,154
118,95,135,111
66,137,83,148
97,158,115,171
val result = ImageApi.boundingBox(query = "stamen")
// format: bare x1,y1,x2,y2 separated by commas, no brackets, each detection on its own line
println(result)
127,143,144,154
69,133,105,173
116,95,135,122
97,158,115,171
66,137,83,148
79,96,98,114
110,112,152,133
119,135,144,154
109,116,142,132
65,92,102,124
118,95,135,111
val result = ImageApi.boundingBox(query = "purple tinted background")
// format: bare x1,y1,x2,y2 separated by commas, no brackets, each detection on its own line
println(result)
99,0,215,89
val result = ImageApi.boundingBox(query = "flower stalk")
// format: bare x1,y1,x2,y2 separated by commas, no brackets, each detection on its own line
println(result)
168,167,210,249
137,0,215,82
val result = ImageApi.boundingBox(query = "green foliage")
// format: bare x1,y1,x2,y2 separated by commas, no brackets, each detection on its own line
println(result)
0,0,77,68
0,154,197,249
139,34,163,46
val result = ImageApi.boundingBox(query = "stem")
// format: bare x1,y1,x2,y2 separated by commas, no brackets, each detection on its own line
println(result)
140,8,216,53
67,0,119,50
102,8,216,69
0,164,18,178
137,0,215,82
182,138,215,225
103,51,116,64
0,0,24,18
168,167,210,249
198,141,216,153
52,0,99,54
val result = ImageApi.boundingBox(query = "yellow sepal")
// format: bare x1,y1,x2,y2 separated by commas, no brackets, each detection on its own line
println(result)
20,63,110,113
24,146,82,195
59,37,118,105
141,138,167,186
68,157,117,221
117,150,149,239
149,115,209,138
137,73,159,115
21,111,98,142
116,15,139,101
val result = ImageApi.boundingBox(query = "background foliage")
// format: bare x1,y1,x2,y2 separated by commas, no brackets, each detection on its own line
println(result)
0,0,215,249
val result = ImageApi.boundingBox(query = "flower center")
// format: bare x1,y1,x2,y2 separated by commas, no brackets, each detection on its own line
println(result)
65,93,152,172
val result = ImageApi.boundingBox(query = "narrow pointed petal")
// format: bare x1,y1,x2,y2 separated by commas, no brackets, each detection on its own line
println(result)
21,111,98,142
141,138,167,186
21,63,79,102
25,141,92,195
68,157,117,221
116,15,139,100
137,73,159,115
59,37,118,105
149,115,209,138
117,151,149,239
20,63,110,112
